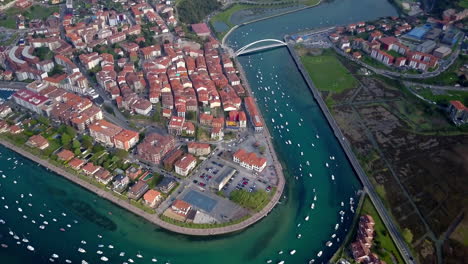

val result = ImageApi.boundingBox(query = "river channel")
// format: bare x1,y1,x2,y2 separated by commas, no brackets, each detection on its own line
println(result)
0,0,397,263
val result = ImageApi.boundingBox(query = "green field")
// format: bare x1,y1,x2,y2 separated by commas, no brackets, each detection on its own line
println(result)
0,5,59,29
361,197,405,264
417,87,468,105
300,49,359,93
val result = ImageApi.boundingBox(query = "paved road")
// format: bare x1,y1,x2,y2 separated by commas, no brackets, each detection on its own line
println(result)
403,81,468,92
333,45,460,80
286,42,416,264
0,81,27,90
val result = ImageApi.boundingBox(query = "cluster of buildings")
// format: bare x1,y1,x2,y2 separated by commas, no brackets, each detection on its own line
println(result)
350,215,385,264
233,148,267,173
332,15,464,71
448,100,468,125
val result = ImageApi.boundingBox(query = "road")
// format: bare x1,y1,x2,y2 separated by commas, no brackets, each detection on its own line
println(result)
286,42,416,264
403,81,468,92
0,81,27,90
332,44,460,80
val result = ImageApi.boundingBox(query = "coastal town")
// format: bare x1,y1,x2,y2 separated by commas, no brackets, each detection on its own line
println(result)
0,0,467,263
0,0,282,230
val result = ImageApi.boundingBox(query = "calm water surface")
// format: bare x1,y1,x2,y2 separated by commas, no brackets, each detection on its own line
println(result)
0,0,397,263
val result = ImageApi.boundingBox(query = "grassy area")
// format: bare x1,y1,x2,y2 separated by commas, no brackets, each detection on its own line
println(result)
0,32,18,46
210,4,252,38
417,87,468,105
361,197,405,264
300,49,358,93
0,5,59,29
230,189,271,212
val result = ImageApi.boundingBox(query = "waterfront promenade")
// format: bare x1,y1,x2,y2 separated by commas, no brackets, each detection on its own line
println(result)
0,122,284,236
285,42,416,264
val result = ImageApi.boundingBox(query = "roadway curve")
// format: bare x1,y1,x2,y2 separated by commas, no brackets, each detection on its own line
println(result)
286,42,416,264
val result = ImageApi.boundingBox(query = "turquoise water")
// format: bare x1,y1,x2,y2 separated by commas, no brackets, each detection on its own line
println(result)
0,1,397,263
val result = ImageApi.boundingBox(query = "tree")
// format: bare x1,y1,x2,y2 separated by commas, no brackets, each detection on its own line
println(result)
92,144,105,154
82,135,93,149
114,149,129,159
402,228,413,244
74,148,81,156
72,139,80,150
148,174,161,189
61,133,72,146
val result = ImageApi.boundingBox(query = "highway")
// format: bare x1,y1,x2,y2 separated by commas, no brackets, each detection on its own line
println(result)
286,42,416,264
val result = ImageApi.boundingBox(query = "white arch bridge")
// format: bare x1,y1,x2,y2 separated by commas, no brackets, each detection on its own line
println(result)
234,39,287,56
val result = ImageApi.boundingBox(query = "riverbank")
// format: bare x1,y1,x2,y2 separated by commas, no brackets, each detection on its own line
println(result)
0,138,284,236
219,0,322,45
285,41,415,263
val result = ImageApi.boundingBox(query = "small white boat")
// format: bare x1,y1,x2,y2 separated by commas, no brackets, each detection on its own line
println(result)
325,163,329,167
290,250,296,255
317,251,323,257
266,260,272,264
278,250,283,255
52,254,59,259
128,259,134,263
305,216,309,221
331,175,335,181
335,224,339,230
326,241,333,247
331,234,336,238
136,253,143,258
27,245,34,251
39,225,45,230
98,244,104,248
297,234,302,239
65,260,72,263
78,248,86,253
97,250,103,255
119,252,125,257
310,203,315,209
81,240,86,244
278,261,284,264
100,256,108,262
314,195,317,201
108,245,114,249
81,261,88,264
152,258,158,262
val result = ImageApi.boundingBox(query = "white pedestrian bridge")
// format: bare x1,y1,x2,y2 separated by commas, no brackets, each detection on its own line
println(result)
234,39,287,56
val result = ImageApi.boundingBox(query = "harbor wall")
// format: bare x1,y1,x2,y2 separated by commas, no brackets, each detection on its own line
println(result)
285,42,414,263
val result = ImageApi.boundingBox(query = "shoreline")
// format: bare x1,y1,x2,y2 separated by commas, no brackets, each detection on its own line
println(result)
0,108,285,236
221,0,323,45
285,41,415,263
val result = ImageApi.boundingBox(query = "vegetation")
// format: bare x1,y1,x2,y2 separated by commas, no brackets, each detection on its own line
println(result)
0,5,59,29
33,47,54,61
300,49,358,94
177,0,221,24
361,197,404,264
230,189,271,211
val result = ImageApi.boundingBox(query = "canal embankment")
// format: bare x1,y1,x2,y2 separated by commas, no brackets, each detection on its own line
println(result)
285,41,415,264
